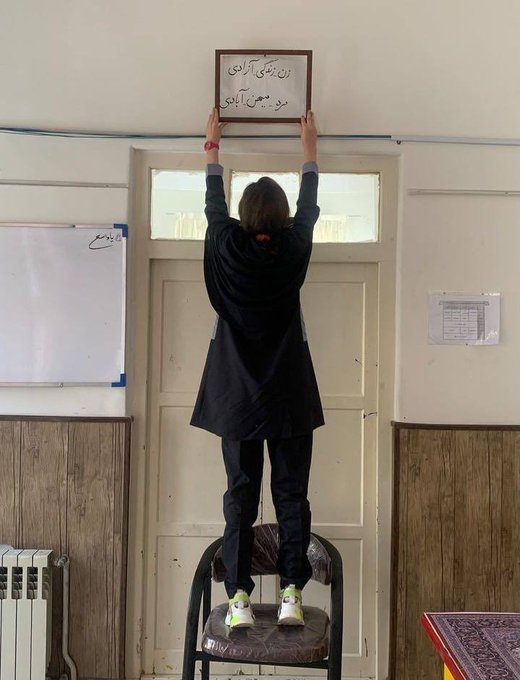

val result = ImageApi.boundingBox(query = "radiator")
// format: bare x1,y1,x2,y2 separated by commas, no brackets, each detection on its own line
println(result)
0,545,53,680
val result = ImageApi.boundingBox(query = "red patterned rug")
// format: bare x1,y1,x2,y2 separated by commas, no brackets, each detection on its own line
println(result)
422,612,520,680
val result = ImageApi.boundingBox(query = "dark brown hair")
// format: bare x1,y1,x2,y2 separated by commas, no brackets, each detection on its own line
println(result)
238,176,290,234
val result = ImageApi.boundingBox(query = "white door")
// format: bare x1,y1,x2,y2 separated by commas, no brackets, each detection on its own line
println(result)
145,257,379,679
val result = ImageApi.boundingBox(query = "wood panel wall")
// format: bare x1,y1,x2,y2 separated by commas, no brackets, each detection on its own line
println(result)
390,424,520,680
0,416,131,680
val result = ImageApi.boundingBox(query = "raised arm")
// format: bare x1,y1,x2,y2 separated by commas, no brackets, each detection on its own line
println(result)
204,108,231,233
301,111,317,166
204,108,226,163
293,111,320,235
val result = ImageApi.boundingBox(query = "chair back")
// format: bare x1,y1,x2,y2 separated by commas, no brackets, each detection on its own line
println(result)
211,522,332,585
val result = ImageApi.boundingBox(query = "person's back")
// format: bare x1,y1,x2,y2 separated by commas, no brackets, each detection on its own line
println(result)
203,173,317,341
191,108,323,628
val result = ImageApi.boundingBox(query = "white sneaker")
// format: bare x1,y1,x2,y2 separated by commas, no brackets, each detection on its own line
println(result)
277,584,305,626
224,589,255,628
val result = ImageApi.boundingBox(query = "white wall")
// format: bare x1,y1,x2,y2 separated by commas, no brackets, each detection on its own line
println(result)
3,0,520,137
0,0,519,421
398,143,520,423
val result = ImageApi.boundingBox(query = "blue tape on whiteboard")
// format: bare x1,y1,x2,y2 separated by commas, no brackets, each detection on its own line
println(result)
114,223,128,238
112,373,126,387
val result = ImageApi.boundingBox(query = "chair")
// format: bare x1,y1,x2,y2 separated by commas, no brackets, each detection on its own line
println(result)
182,523,343,680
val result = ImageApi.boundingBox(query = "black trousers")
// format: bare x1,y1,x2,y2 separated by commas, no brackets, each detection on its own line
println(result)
221,433,313,598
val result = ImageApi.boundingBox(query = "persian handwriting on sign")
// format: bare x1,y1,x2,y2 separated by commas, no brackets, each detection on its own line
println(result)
227,57,291,79
220,88,289,111
88,232,122,250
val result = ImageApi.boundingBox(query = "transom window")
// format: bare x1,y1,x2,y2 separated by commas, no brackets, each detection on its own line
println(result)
150,169,379,243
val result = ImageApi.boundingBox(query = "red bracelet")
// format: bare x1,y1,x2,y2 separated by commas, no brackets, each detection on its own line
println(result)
204,140,220,152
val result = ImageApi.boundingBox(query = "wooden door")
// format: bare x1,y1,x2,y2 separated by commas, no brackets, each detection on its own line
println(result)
145,258,379,679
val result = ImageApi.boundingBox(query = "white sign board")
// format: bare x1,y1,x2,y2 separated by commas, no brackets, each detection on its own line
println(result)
216,50,312,122
428,292,500,345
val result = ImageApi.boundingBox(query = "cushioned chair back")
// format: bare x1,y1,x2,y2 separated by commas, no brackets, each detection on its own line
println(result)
211,522,332,585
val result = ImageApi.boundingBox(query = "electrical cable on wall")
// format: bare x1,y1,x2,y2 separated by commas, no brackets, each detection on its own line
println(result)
2,125,520,146
0,126,390,141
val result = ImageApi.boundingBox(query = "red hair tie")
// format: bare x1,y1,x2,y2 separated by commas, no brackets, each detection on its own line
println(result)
255,233,271,242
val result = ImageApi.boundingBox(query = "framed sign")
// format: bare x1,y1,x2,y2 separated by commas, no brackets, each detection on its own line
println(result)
215,49,312,123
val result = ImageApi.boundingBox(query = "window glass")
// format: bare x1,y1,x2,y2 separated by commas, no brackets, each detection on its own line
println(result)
316,173,379,243
151,169,206,240
231,171,379,243
150,169,379,243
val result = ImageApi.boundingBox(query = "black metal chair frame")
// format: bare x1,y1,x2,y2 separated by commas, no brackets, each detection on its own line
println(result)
182,530,343,680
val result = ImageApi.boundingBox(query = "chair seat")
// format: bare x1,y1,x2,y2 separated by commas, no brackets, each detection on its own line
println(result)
201,603,330,664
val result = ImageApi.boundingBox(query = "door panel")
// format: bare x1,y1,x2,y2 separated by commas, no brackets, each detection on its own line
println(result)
262,263,378,678
301,280,365,395
147,259,378,678
148,259,261,676
157,407,226,525
160,274,213,394
310,409,364,524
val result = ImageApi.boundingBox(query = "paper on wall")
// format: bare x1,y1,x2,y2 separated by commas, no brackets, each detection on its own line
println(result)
428,292,500,345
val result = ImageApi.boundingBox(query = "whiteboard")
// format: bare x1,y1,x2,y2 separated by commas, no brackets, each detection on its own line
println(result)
0,224,126,385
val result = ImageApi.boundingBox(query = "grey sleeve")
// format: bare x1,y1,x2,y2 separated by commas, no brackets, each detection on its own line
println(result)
302,161,319,175
206,163,224,177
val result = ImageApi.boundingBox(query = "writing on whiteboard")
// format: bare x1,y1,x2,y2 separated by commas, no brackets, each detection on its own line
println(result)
219,53,308,119
227,57,291,79
89,232,122,250
221,88,288,111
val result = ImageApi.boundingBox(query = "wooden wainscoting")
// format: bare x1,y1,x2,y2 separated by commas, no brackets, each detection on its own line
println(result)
0,416,131,680
390,423,520,680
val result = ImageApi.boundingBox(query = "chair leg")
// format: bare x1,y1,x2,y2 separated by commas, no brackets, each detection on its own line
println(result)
182,537,222,680
202,574,211,626
181,588,200,680
327,628,343,680
323,535,343,680
328,591,343,679
327,654,342,680
181,633,196,680
201,575,211,680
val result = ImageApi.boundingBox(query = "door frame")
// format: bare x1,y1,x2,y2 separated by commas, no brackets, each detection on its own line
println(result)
125,150,397,680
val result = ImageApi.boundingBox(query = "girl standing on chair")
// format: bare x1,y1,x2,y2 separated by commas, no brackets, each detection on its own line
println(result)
191,108,324,628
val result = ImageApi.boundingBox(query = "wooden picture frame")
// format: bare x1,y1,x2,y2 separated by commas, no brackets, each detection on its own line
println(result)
215,49,312,123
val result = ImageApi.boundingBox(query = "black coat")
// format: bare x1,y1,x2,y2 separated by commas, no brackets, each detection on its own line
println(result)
190,169,325,440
